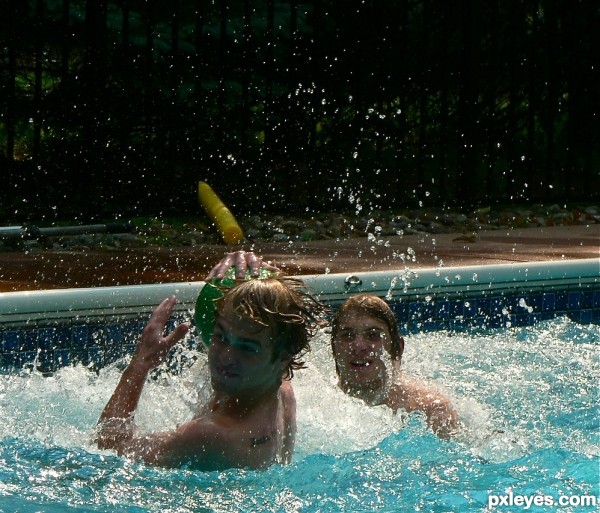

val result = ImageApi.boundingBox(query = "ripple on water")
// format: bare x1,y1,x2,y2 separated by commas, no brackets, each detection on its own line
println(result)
0,316,598,512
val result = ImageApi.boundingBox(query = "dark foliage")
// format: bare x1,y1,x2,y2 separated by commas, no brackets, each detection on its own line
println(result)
0,0,598,222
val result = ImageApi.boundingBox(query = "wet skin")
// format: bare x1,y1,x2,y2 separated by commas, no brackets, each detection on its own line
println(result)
97,295,296,469
332,309,393,402
209,300,289,401
332,307,459,438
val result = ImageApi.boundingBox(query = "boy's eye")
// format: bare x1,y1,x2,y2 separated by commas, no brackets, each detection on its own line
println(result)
338,329,386,342
238,344,259,354
365,329,385,341
212,331,225,344
212,330,260,353
338,330,356,341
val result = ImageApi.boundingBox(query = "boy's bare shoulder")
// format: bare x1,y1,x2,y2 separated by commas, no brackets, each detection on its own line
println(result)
388,377,456,420
388,377,458,437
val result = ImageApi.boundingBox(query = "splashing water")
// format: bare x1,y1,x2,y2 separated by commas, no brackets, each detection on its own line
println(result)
0,317,598,512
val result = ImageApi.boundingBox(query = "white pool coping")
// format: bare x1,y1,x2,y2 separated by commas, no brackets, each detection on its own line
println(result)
0,259,598,325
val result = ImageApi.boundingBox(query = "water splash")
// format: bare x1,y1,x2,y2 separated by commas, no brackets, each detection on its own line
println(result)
0,318,597,512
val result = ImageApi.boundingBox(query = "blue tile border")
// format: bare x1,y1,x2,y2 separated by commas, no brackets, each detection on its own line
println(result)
0,312,189,375
1,282,599,375
390,284,600,335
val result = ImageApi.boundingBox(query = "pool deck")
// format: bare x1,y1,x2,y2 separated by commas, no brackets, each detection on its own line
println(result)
0,224,598,292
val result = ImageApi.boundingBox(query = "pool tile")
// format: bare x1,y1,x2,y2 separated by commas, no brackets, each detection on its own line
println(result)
514,295,530,313
568,291,581,310
1,352,20,369
122,320,141,344
38,328,56,350
490,296,506,316
528,293,544,313
580,291,593,309
463,300,477,319
448,318,465,332
36,350,54,373
3,331,20,352
54,349,71,368
105,323,123,345
2,282,598,374
38,327,70,350
476,298,491,317
554,292,569,311
20,351,38,368
422,320,437,332
489,310,509,328
86,348,106,369
89,326,110,347
513,313,531,327
448,299,464,319
541,311,557,321
434,300,450,320
542,293,555,312
72,325,90,346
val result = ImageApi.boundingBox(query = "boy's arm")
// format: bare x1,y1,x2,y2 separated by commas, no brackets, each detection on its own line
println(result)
96,296,189,452
109,416,228,468
425,395,459,439
393,379,459,438
113,415,272,470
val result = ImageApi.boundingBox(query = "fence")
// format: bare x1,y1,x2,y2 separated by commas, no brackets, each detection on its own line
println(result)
1,0,598,221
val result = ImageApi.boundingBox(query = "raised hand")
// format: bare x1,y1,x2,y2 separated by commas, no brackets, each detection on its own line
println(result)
133,296,190,372
205,250,280,280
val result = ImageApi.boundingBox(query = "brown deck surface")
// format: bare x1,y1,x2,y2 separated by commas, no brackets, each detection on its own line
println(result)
0,224,598,292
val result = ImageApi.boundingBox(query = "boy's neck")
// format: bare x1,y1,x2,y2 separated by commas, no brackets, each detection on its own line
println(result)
212,384,282,417
340,378,388,407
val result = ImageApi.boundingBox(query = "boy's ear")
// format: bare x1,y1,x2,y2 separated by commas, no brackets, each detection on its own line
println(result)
278,350,293,365
397,337,405,362
275,348,294,375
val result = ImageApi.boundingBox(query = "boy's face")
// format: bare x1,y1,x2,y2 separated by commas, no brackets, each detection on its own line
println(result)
208,297,288,398
332,308,392,393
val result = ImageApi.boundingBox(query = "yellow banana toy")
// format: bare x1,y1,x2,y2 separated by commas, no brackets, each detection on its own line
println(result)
197,181,244,245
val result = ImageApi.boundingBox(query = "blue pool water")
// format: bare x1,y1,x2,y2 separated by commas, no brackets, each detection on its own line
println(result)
1,316,598,512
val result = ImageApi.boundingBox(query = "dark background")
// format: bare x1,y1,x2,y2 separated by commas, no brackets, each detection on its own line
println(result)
1,0,598,222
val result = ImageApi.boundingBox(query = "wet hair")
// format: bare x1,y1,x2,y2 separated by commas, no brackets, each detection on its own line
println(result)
331,294,404,362
216,278,328,379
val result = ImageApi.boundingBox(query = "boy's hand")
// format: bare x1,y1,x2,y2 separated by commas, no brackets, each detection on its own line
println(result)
133,296,189,372
206,250,279,280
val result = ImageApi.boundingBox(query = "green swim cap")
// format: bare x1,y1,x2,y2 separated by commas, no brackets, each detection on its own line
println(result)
194,267,275,348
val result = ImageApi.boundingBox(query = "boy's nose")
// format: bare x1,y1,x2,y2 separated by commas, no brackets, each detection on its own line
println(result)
353,336,376,354
212,341,235,365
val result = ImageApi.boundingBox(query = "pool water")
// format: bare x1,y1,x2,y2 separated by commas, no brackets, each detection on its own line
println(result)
1,317,598,512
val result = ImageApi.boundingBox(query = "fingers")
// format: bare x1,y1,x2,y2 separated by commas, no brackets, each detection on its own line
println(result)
261,260,280,273
146,296,177,330
136,297,189,369
164,321,190,349
232,251,251,278
205,253,235,280
205,251,281,281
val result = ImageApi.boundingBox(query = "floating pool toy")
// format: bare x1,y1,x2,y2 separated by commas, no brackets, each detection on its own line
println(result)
197,181,244,245
194,267,274,348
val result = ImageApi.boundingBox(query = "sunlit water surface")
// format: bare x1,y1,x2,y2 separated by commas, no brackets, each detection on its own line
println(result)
1,317,598,512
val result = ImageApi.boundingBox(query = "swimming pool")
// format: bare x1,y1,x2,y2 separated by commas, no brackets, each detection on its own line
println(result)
0,259,598,512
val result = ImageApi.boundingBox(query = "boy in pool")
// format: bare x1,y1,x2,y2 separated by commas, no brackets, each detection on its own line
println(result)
331,294,458,438
208,251,458,438
96,277,326,470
